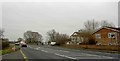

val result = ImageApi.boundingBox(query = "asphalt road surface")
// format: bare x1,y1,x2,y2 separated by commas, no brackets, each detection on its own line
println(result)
2,45,120,61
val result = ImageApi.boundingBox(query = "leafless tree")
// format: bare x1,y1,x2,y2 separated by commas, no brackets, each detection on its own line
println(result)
84,19,99,33
17,38,23,42
24,31,43,43
47,29,69,45
79,30,96,45
55,33,69,44
24,31,32,43
0,29,10,49
47,29,56,42
101,20,115,27
0,29,4,39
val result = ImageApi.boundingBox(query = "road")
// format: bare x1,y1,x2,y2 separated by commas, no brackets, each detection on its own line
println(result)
2,45,120,61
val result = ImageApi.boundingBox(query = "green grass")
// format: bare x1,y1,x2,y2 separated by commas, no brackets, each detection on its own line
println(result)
2,45,20,55
2,49,14,55
0,50,2,55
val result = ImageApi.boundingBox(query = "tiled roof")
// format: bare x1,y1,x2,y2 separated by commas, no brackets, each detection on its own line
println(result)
93,27,120,34
106,27,120,31
71,32,80,36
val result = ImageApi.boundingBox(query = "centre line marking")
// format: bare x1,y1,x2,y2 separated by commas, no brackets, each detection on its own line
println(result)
82,53,113,59
20,50,28,61
41,50,48,53
55,53,76,59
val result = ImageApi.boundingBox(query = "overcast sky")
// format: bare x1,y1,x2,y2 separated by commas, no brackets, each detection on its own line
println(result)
1,2,118,41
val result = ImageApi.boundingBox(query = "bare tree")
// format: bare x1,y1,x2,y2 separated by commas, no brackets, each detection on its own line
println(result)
24,31,32,43
47,29,69,45
24,31,43,43
101,20,115,27
47,29,56,42
83,20,99,44
0,29,4,39
84,19,99,33
59,34,69,44
0,29,10,49
17,38,23,42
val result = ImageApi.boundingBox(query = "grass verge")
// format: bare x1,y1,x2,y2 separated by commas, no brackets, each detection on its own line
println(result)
2,45,20,55
0,50,2,55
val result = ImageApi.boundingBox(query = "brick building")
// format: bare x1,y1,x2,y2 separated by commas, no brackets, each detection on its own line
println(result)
92,27,120,45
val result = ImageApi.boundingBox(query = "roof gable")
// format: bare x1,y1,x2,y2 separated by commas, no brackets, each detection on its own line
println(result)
73,33,77,35
71,32,80,36
93,27,120,34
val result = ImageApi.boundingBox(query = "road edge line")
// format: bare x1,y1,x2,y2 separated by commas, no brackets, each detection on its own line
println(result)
20,49,28,61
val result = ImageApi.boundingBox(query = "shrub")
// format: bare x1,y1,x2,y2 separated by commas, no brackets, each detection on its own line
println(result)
88,38,97,45
2,40,10,49
2,48,13,55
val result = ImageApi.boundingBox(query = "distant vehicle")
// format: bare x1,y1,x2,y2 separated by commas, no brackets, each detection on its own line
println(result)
15,43,20,45
96,43,102,45
20,41,27,47
50,42,56,46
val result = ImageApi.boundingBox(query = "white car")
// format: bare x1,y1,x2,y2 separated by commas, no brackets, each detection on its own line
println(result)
50,42,56,46
15,43,20,45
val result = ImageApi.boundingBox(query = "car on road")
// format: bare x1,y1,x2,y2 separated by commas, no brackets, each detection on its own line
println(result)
20,41,27,47
15,43,20,45
50,42,56,46
21,43,27,47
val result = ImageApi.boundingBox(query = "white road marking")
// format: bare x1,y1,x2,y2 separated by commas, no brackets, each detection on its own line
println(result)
62,51,69,52
27,45,114,59
82,53,114,59
28,46,33,49
41,50,48,53
35,48,39,50
20,50,28,61
55,53,76,59
75,50,112,55
35,47,41,50
28,46,41,50
56,50,69,52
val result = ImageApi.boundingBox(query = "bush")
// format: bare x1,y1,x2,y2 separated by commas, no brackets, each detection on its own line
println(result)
2,41,10,49
88,38,97,45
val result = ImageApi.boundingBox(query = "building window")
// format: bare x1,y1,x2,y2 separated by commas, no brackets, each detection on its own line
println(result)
95,34,101,39
108,32,116,38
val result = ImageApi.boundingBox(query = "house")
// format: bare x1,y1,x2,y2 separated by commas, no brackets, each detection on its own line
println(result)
92,27,120,45
70,30,87,44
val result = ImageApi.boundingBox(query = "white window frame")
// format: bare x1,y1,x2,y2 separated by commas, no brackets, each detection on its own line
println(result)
108,32,116,38
95,34,101,39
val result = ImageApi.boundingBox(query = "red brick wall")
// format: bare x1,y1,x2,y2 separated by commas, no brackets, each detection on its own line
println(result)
117,32,120,45
93,28,118,45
